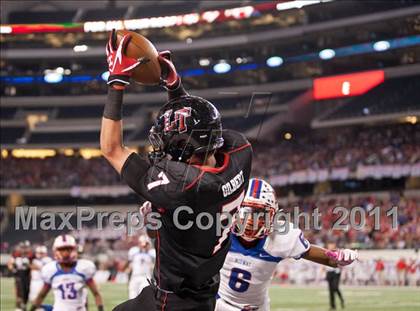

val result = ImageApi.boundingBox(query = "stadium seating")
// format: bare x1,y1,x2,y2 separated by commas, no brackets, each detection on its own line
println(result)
1,126,25,144
8,10,77,23
323,76,420,120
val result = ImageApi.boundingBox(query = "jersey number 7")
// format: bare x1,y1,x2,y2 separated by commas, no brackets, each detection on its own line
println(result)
212,191,245,254
147,172,170,190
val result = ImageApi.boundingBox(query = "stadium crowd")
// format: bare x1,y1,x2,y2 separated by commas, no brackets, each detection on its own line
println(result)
282,194,419,250
1,124,419,189
0,155,120,189
252,123,420,178
0,192,418,287
273,256,419,287
0,193,415,253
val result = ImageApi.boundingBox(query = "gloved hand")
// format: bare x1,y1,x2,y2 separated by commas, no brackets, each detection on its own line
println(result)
139,201,152,219
158,50,180,89
106,29,147,86
325,249,358,266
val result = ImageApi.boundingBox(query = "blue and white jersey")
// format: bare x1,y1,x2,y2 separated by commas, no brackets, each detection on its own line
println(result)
32,256,53,282
128,247,155,278
41,259,96,311
217,222,310,310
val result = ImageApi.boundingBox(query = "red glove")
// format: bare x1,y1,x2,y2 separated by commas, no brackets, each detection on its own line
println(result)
158,50,180,89
106,29,147,86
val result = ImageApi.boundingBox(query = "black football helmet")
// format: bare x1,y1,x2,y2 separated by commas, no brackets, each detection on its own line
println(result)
149,95,224,162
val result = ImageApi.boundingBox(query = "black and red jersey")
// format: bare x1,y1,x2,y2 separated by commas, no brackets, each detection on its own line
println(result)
121,129,252,298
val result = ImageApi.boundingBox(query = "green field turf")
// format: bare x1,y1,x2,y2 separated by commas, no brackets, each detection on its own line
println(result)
1,277,419,310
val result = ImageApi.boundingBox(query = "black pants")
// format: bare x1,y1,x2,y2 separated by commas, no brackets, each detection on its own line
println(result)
113,285,216,311
326,271,344,310
15,274,31,305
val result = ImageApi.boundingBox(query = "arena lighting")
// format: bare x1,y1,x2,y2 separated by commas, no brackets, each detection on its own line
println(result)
373,40,390,52
73,44,88,52
1,149,8,159
0,26,12,34
1,23,83,35
199,58,210,66
363,107,370,115
319,49,336,60
82,5,250,33
44,67,70,75
80,149,102,159
284,132,292,140
276,0,334,11
313,70,385,100
405,116,418,124
224,6,254,19
60,148,75,156
26,114,48,130
11,149,56,159
266,56,284,67
213,61,231,74
101,71,110,81
1,2,280,35
55,67,64,74
201,10,220,23
82,3,270,33
341,81,351,95
44,72,63,83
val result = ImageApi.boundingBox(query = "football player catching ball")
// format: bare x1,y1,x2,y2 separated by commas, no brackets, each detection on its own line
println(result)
102,30,252,311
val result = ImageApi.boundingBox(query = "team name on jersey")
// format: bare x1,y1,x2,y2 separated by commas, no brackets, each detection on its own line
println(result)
222,170,244,197
234,257,252,267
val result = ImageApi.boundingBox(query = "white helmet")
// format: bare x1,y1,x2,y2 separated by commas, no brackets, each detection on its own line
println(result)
35,245,48,258
138,235,151,249
53,234,77,264
234,178,278,241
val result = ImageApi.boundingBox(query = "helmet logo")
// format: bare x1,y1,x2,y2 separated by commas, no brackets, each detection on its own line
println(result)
163,107,192,134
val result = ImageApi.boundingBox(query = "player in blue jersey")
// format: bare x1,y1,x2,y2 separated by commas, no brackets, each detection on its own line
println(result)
216,178,358,311
30,235,104,311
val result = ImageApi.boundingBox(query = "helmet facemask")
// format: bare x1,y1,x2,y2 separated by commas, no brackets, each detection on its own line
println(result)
234,201,276,241
53,235,78,265
148,96,224,163
54,246,78,265
233,178,278,241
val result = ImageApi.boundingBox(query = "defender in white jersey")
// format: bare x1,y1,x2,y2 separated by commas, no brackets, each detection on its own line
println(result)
29,246,52,302
127,235,155,299
216,178,358,311
30,235,104,311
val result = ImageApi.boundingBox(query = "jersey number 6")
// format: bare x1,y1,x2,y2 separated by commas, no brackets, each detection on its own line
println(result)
229,267,251,292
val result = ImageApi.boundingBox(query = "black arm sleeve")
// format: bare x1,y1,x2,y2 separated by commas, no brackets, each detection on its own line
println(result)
103,88,123,120
167,79,188,101
120,153,151,195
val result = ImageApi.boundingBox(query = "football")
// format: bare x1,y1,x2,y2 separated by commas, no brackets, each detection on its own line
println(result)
115,29,161,85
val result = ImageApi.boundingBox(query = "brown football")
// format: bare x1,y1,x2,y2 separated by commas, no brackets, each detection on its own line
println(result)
115,30,161,85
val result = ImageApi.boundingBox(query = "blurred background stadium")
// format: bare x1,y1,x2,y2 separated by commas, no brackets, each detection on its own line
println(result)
0,0,419,310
